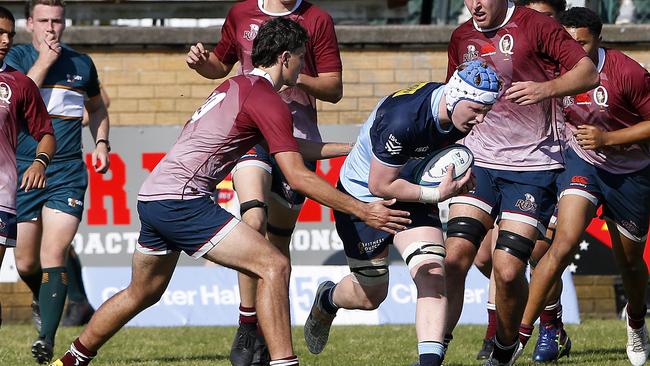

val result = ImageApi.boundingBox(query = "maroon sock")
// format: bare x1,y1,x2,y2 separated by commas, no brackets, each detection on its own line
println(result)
270,355,299,366
540,300,562,325
239,305,257,325
484,303,497,340
59,338,96,366
627,305,647,330
518,323,534,347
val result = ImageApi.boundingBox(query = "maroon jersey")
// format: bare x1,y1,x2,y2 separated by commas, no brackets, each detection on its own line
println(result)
0,63,53,214
213,0,342,142
138,70,299,201
447,2,587,171
563,48,650,174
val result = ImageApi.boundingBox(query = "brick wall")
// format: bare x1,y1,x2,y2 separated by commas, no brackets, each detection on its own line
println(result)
92,48,650,127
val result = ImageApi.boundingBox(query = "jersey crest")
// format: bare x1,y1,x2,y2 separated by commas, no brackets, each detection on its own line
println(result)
464,45,479,62
243,23,259,41
593,86,609,109
499,34,514,58
0,82,12,105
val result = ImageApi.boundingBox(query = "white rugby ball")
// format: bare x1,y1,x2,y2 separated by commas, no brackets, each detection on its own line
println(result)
414,144,474,187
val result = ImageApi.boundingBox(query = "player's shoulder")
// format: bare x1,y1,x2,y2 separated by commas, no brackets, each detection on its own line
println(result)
451,19,474,39
513,5,558,27
298,1,334,22
227,0,257,16
61,45,95,65
604,48,648,83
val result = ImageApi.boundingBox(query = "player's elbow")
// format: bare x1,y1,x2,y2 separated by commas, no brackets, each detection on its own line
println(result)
367,179,387,198
328,86,343,104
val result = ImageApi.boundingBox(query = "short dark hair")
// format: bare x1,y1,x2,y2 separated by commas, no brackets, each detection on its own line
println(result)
516,0,566,15
558,7,602,38
25,0,65,19
251,17,308,68
0,6,15,24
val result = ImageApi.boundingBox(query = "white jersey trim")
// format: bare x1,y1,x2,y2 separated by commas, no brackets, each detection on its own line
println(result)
597,48,606,73
232,159,272,175
473,1,515,33
560,188,599,206
258,0,302,16
0,62,6,73
192,218,240,258
0,235,16,247
40,87,85,118
449,195,493,214
500,211,546,234
249,68,275,87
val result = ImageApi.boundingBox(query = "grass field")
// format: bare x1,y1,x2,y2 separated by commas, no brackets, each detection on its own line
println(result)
0,320,635,365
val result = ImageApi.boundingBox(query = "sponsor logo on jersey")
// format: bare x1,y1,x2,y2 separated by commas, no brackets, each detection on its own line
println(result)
463,44,479,62
480,43,497,57
570,175,589,186
499,34,514,56
68,198,84,208
620,220,641,238
243,23,260,41
385,134,402,155
66,74,83,83
414,146,430,153
562,96,574,108
0,82,12,104
515,193,538,213
575,92,592,105
0,218,5,231
393,82,428,97
594,86,608,108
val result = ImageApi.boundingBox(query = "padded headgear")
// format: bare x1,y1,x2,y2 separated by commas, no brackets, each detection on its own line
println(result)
445,60,501,115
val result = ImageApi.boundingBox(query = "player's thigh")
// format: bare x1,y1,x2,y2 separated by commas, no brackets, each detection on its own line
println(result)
40,206,81,266
394,226,445,280
202,222,287,279
15,220,42,271
129,250,180,300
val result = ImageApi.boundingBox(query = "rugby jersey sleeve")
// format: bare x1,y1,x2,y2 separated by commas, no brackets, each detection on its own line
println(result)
212,8,239,66
4,47,28,74
311,12,342,74
532,14,586,71
86,57,101,99
370,111,412,167
21,76,53,141
245,82,299,154
623,60,650,120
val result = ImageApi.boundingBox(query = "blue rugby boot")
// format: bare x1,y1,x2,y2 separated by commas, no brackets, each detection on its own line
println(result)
532,323,571,362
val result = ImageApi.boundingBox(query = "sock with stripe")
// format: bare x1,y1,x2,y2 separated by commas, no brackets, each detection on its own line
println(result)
492,337,518,363
39,267,68,343
418,341,445,366
627,305,647,330
270,355,299,366
239,305,257,325
540,299,562,325
484,302,497,340
58,338,96,366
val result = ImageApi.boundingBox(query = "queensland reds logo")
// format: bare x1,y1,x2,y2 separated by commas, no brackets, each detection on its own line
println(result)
515,193,538,213
463,44,478,62
243,23,259,41
499,34,514,56
562,96,575,108
594,86,608,108
0,82,12,104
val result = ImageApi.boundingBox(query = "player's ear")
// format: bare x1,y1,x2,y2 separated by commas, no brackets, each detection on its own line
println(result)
280,51,290,68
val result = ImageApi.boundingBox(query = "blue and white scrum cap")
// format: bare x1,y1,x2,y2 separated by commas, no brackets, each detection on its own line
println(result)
444,60,501,115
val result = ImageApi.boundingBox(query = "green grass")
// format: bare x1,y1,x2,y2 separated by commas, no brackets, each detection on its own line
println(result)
0,320,635,365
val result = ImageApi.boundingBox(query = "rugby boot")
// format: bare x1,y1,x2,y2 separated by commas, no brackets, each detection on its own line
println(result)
62,300,95,327
32,337,53,364
532,323,571,362
304,281,337,354
32,298,42,333
229,322,257,366
251,333,270,366
625,308,650,366
477,338,495,360
483,355,514,366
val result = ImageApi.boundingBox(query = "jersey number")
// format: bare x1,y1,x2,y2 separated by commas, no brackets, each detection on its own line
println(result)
189,92,227,123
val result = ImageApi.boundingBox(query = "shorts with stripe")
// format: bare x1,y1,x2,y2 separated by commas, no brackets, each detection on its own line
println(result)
0,209,17,247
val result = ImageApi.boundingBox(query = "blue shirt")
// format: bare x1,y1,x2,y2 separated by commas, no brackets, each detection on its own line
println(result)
340,82,466,202
6,44,101,162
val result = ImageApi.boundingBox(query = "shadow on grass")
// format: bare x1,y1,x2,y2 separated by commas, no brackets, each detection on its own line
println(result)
117,354,229,363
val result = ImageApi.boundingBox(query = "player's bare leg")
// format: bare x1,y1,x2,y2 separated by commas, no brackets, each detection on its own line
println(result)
15,220,43,333
609,221,650,365
474,227,497,360
231,166,271,366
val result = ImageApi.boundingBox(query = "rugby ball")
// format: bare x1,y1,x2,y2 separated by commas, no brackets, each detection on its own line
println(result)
414,144,474,187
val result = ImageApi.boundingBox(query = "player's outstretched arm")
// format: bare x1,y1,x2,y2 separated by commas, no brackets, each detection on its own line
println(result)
505,57,599,105
274,151,411,234
21,133,56,192
186,42,233,80
296,71,343,103
576,120,650,150
295,138,353,160
85,94,111,174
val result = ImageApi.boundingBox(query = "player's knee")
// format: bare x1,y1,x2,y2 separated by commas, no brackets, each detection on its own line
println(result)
446,217,488,250
263,252,291,283
348,257,389,290
239,200,268,232
402,240,445,274
356,285,388,310
493,261,523,288
494,230,534,264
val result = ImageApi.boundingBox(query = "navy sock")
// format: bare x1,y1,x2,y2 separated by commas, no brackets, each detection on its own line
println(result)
418,341,445,366
319,284,339,315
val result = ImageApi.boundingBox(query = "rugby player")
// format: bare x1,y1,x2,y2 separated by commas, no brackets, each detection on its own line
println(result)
303,60,501,366
50,18,410,366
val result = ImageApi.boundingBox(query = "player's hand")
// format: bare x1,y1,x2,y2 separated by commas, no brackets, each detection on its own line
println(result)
38,31,61,66
575,124,608,150
505,81,551,106
437,165,474,201
20,162,46,192
360,198,411,235
93,145,110,174
186,42,210,69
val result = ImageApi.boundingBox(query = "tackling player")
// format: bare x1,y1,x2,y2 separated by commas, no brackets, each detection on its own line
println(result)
443,0,599,365
521,7,650,366
303,60,501,366
49,18,410,366
185,1,343,363
0,5,55,327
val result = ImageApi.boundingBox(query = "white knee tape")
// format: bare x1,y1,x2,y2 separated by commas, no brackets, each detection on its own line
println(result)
347,256,389,286
401,241,445,271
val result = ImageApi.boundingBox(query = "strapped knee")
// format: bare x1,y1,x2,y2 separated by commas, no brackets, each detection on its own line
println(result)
347,257,389,286
446,217,488,249
239,199,268,216
495,230,534,263
402,241,446,271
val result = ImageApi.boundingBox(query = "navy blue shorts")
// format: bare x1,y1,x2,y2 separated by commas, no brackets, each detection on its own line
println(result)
334,182,441,261
137,197,240,258
450,166,560,234
16,159,87,222
233,144,317,209
0,210,17,247
559,148,650,242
